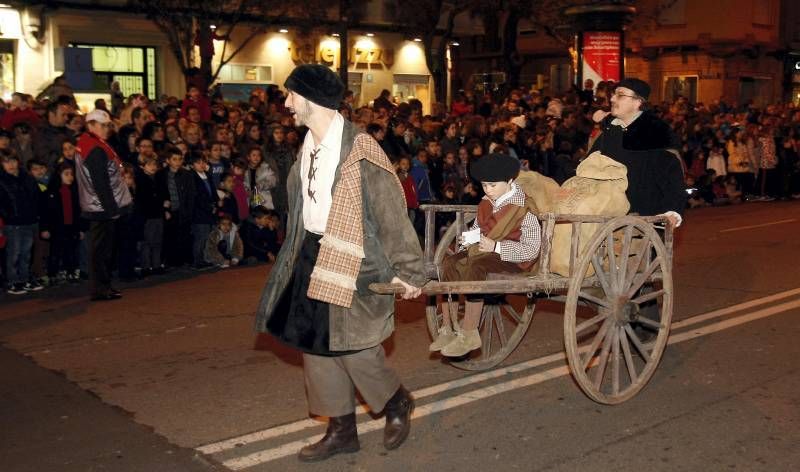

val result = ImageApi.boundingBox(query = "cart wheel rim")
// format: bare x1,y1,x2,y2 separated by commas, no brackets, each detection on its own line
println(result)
564,216,673,404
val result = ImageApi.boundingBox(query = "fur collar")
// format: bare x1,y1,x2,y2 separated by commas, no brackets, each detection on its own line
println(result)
602,110,675,151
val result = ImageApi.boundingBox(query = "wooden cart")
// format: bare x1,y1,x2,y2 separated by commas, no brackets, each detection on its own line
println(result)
372,204,675,405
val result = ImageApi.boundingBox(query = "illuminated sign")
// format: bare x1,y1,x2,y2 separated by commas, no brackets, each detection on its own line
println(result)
290,40,393,67
581,31,621,84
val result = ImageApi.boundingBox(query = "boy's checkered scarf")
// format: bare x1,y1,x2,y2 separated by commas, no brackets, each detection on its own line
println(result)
307,134,405,308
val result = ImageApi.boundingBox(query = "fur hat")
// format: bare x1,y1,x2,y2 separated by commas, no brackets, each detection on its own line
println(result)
470,152,520,182
284,64,345,110
616,78,651,100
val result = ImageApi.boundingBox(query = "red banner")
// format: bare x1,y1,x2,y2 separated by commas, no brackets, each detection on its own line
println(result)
581,31,621,84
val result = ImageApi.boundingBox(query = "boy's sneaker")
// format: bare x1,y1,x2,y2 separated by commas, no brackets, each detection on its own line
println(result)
67,271,80,283
7,283,27,295
24,280,44,292
441,329,482,357
55,271,68,285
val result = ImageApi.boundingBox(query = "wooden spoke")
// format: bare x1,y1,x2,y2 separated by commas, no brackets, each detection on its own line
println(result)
575,312,609,335
618,226,634,289
623,324,651,362
636,316,664,330
592,325,615,389
619,326,638,383
605,233,619,292
483,307,494,356
591,253,615,297
578,290,610,308
632,289,665,305
581,317,613,371
503,304,522,324
626,259,661,299
612,328,621,395
495,309,508,347
623,235,652,290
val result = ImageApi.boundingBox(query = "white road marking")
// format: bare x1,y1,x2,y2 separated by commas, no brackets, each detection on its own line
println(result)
197,287,800,455
221,296,800,470
719,218,797,233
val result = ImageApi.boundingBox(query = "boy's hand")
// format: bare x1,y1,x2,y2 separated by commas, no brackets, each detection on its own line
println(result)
40,231,50,240
165,211,172,221
479,234,496,252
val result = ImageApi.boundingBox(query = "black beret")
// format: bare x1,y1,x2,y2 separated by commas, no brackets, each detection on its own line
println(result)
616,78,651,100
284,64,345,110
470,152,520,182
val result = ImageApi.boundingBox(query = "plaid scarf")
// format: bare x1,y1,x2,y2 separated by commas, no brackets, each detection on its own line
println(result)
307,134,404,308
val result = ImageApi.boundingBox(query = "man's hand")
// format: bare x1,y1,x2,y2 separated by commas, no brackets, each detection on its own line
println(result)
593,109,611,123
478,234,496,253
391,276,422,300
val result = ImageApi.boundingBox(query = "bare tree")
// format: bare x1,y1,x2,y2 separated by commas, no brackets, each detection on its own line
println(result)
131,0,292,91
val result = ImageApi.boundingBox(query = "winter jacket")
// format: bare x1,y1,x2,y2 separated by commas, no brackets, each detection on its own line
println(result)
0,169,39,225
205,226,244,264
75,132,133,220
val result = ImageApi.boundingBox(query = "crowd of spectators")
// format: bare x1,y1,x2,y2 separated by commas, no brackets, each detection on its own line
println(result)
2,76,800,295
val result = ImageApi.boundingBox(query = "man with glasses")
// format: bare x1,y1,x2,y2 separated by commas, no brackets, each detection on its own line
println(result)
256,64,426,462
75,109,132,301
590,78,686,227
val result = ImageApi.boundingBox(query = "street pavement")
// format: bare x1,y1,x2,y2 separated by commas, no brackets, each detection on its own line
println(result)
1,200,800,471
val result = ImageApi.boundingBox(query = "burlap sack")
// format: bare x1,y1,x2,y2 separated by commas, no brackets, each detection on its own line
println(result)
516,170,561,214
550,151,630,276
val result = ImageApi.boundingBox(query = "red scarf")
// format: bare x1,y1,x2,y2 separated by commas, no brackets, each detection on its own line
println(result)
77,131,123,166
60,185,74,225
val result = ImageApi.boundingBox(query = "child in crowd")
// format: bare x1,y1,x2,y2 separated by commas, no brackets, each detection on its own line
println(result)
188,152,218,270
241,206,280,264
41,163,84,284
134,155,165,276
117,163,139,281
724,174,743,204
243,146,278,210
205,213,243,268
157,146,194,267
432,153,541,357
230,159,250,222
60,138,77,165
26,158,49,287
706,143,726,179
216,172,240,224
0,151,43,294
395,156,419,224
206,140,227,189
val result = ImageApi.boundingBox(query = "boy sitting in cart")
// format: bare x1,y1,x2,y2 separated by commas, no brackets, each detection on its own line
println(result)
432,152,542,357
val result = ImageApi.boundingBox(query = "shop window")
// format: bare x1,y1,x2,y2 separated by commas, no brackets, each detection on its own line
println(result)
664,76,697,103
347,72,362,107
739,77,772,107
392,74,430,113
0,40,14,101
217,64,272,83
70,43,157,99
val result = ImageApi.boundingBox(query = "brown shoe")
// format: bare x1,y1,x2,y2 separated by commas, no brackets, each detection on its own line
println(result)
297,413,359,462
383,387,415,450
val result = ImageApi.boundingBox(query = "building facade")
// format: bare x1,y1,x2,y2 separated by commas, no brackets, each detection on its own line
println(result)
0,3,433,112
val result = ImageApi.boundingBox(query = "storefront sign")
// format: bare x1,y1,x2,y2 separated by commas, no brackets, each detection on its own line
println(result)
350,46,393,67
581,31,621,84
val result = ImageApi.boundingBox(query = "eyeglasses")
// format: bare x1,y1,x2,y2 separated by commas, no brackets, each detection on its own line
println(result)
612,91,639,100
307,147,319,203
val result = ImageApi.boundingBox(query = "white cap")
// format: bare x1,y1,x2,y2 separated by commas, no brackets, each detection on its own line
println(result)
85,109,110,124
510,115,527,129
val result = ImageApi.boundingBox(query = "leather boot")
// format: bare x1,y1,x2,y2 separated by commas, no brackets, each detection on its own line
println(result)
383,387,415,450
297,413,359,462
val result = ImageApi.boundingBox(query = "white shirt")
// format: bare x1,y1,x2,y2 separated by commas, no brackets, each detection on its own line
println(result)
301,112,344,234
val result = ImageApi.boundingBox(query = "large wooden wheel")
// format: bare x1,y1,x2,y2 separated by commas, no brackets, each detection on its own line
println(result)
426,217,535,371
564,216,673,404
